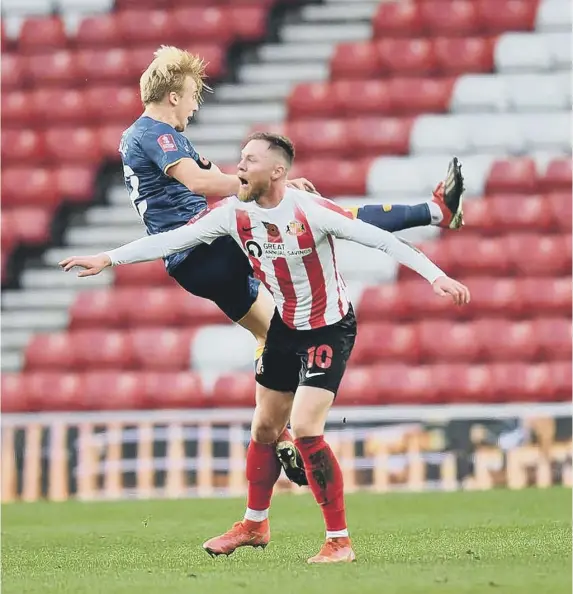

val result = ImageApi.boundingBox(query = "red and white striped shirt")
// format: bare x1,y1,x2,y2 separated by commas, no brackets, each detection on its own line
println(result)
107,189,444,330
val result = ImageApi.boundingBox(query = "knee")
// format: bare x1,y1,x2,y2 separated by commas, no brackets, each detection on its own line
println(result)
290,421,320,441
251,419,284,444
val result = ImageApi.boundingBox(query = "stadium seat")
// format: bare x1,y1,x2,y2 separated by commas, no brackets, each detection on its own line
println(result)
45,128,101,164
293,158,371,197
373,2,423,37
288,82,341,119
130,328,194,370
27,51,79,87
477,0,539,33
2,54,25,90
287,120,348,158
539,158,573,192
144,371,208,409
69,291,125,330
1,130,46,165
1,373,32,412
465,194,554,234
352,322,419,365
212,372,256,407
2,91,31,127
1,168,61,208
534,318,572,360
99,125,128,158
506,233,571,276
348,117,413,156
83,86,141,124
434,37,495,74
56,166,96,202
335,79,393,116
115,9,174,44
480,319,539,362
113,260,172,286
389,77,455,115
418,320,482,363
75,13,122,47
77,48,130,83
25,331,135,370
171,7,233,43
230,6,268,41
18,17,67,52
485,157,538,194
378,39,437,76
2,208,51,248
520,276,572,316
80,371,146,410
547,361,573,401
26,372,84,411
547,192,573,231
419,1,480,36
330,42,380,79
32,88,86,126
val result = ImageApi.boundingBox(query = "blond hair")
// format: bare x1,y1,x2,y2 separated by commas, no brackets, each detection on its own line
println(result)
139,45,212,106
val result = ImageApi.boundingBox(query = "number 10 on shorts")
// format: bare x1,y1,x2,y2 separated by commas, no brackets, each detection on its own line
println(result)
307,344,333,370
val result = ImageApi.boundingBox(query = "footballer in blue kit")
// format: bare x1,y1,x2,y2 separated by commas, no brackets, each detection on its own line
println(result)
105,46,465,487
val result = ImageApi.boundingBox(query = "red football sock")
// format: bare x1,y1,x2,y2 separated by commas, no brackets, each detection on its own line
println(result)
278,427,293,442
246,439,282,511
294,436,347,532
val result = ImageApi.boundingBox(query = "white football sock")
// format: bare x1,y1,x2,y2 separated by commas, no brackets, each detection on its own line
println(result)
326,529,349,538
244,508,269,522
428,201,444,225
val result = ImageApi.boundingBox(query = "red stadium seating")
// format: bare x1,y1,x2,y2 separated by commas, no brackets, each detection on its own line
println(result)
27,51,79,87
477,0,539,33
419,1,481,36
19,17,67,53
45,127,102,164
372,2,424,37
378,38,438,76
2,168,61,208
1,130,46,165
433,37,495,74
485,158,538,194
539,158,573,192
3,0,569,413
1,54,25,90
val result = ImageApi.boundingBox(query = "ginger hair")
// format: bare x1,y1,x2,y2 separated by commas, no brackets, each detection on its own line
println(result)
139,45,212,106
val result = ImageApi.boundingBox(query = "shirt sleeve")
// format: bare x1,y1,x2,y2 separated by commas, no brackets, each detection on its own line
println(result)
313,197,445,284
140,122,199,174
105,202,232,266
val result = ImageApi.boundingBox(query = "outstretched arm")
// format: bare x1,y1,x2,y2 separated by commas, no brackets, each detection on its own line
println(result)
59,204,231,276
315,198,470,304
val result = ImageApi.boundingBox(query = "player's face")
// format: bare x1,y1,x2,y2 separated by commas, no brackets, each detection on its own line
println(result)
171,76,199,132
236,140,279,203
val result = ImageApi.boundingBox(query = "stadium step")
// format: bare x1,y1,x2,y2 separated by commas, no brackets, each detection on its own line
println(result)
216,83,293,103
258,43,336,63
300,2,379,23
1,310,69,332
21,268,112,290
2,290,76,309
197,103,285,125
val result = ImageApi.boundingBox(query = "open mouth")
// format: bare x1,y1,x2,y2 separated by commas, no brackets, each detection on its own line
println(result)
238,177,249,188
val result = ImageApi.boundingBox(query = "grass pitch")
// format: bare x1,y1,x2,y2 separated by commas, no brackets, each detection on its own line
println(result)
2,488,571,594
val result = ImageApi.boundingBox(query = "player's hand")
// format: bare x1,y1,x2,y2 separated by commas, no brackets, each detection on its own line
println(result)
432,276,471,305
287,177,318,194
58,253,112,277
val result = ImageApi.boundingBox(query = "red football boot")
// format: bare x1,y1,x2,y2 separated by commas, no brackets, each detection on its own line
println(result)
432,156,465,229
203,519,270,557
307,537,356,564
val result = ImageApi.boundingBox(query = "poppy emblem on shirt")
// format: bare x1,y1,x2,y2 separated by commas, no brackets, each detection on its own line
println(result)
157,134,177,152
286,220,306,236
263,222,281,238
